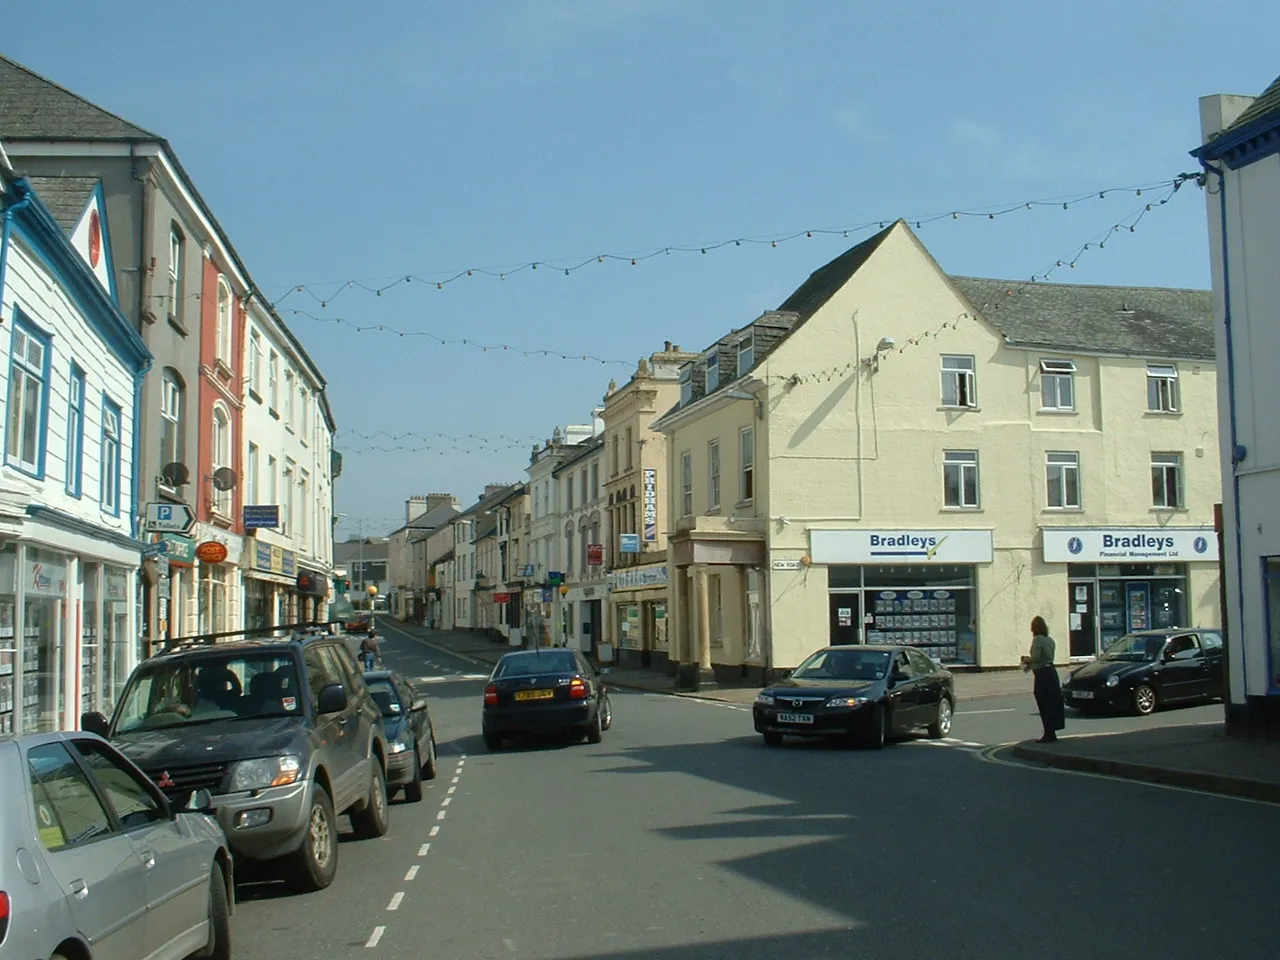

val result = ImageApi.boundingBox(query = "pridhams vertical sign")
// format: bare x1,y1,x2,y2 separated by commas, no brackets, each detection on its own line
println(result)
643,468,658,541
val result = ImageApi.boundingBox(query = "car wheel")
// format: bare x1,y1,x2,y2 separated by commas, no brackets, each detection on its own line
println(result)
600,695,613,731
483,728,502,752
194,861,231,960
586,709,604,744
927,697,954,740
290,786,338,892
422,733,438,780
351,762,390,839
864,704,887,750
403,749,424,803
1133,683,1158,716
762,731,784,746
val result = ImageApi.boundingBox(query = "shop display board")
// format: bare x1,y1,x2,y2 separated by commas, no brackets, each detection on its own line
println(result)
863,589,975,665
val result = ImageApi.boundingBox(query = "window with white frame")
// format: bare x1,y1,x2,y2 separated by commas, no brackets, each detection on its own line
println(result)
248,330,262,397
168,225,183,318
681,451,693,517
591,462,599,500
580,468,588,505
246,443,259,505
1147,364,1179,412
211,405,232,515
740,426,754,502
943,450,980,508
216,278,233,364
301,389,310,438
268,351,279,411
705,353,720,393
625,427,634,470
300,469,310,551
1046,451,1081,509
679,366,693,405
564,525,574,577
6,319,49,474
940,355,977,408
1151,452,1183,508
737,333,755,377
565,474,574,511
708,439,721,510
1040,358,1076,410
282,463,294,533
267,455,278,506
100,399,121,515
66,365,85,497
160,369,184,479
285,370,296,427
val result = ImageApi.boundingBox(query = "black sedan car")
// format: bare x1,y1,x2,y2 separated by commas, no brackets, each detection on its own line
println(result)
1062,628,1225,716
482,649,612,751
753,644,955,749
364,669,438,801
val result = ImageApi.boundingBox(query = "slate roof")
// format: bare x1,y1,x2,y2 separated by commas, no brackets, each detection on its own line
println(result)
400,502,460,539
949,276,1214,361
777,224,895,320
0,55,158,141
27,175,97,231
1223,74,1280,135
552,435,604,475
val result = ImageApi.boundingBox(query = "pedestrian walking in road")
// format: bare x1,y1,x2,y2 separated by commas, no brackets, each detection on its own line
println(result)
359,631,381,672
1022,615,1065,743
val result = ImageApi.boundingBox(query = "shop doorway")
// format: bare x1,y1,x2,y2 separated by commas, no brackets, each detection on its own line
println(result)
1067,580,1098,658
829,593,862,645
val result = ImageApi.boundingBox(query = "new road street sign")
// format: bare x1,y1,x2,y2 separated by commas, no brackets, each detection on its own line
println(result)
144,502,196,535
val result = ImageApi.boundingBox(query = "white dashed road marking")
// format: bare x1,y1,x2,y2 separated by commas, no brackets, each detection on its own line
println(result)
387,892,404,911
429,825,439,837
436,809,446,820
405,865,419,881
441,797,452,806
417,842,430,856
447,786,456,794
366,926,385,948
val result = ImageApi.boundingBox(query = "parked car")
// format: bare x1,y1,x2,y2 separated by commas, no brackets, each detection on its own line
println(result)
363,669,438,801
753,644,955,749
1062,628,1225,715
343,612,374,636
81,628,391,893
0,730,232,960
481,649,613,750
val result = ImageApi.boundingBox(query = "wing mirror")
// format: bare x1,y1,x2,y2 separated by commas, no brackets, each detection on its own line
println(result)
891,668,911,683
180,788,216,815
598,667,613,676
317,683,349,714
411,698,428,713
81,711,110,737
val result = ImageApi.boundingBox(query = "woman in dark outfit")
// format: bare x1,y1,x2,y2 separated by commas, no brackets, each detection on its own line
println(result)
1022,615,1065,743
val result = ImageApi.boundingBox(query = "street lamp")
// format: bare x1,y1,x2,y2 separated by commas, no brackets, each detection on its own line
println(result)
367,583,378,612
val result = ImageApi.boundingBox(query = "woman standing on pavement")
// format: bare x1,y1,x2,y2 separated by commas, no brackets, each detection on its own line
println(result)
1022,615,1065,743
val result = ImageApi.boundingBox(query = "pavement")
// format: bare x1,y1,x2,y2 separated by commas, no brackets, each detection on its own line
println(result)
224,623,1280,960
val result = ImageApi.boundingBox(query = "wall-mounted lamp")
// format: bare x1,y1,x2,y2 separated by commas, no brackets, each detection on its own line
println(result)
861,336,897,373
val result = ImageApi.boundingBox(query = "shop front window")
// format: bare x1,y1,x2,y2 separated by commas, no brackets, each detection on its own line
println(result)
200,565,228,635
245,579,274,632
829,564,977,665
103,566,131,711
1264,559,1280,692
0,544,16,733
22,547,69,733
81,563,100,715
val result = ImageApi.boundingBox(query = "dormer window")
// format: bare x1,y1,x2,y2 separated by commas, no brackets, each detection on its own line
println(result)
705,353,720,393
737,333,755,377
680,365,693,405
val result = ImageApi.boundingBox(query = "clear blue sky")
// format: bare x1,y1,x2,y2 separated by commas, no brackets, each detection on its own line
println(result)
8,1,1276,539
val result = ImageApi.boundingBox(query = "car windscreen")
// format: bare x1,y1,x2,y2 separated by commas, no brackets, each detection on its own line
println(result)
494,652,579,678
1101,634,1162,662
366,678,403,718
114,652,303,733
790,649,891,681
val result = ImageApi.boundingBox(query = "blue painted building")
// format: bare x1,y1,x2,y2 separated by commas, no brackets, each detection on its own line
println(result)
0,150,152,733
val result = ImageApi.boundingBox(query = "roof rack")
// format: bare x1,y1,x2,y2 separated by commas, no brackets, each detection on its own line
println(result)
156,620,346,656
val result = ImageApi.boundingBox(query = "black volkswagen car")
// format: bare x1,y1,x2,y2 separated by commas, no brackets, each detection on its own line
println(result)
1062,628,1225,715
364,669,438,801
753,644,955,749
482,649,612,750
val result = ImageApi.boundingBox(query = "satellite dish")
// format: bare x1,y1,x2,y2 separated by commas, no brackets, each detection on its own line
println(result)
161,462,190,487
212,467,238,491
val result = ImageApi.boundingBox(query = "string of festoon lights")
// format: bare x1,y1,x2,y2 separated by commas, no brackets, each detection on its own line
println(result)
265,176,1191,310
760,175,1194,388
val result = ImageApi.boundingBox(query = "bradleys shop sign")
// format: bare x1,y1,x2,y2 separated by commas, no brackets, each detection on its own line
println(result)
1042,527,1219,564
809,529,993,565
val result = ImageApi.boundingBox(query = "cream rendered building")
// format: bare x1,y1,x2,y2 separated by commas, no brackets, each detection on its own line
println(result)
654,221,1220,686
601,344,699,671
554,437,608,655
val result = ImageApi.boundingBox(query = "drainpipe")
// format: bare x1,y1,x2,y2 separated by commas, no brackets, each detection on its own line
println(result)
1200,158,1249,699
0,180,36,316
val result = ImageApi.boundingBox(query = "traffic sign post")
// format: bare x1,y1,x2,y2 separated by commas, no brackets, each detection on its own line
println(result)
143,502,196,536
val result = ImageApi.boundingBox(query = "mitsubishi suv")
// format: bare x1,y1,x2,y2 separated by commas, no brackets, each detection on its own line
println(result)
82,628,391,892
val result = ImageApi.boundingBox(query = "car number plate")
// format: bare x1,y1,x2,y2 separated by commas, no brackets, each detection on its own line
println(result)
775,712,814,724
515,689,555,701
1070,689,1094,699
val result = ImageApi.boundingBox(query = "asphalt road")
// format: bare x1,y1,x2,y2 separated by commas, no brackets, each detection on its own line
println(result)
227,626,1280,960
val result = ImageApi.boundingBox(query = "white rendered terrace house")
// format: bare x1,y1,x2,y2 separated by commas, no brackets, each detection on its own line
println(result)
241,299,337,628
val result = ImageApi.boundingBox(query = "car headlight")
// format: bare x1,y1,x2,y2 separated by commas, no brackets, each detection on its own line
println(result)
825,696,871,708
1105,675,1120,688
754,693,774,706
388,740,410,754
229,755,302,792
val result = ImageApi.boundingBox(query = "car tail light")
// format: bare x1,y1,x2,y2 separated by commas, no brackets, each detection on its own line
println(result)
0,890,9,942
569,678,588,700
484,684,498,705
